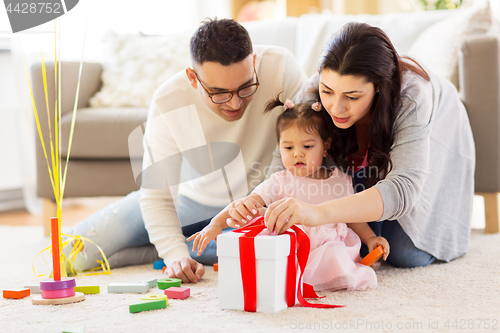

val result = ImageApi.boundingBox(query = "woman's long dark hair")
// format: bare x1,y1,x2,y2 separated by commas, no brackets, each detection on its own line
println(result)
319,22,429,187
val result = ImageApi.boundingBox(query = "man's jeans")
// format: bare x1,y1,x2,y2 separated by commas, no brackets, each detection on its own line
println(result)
64,190,225,271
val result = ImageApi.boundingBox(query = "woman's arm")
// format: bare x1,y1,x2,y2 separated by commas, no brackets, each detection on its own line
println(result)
264,186,384,234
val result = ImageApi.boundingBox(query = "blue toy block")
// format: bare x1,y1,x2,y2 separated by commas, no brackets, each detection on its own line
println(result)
153,259,166,270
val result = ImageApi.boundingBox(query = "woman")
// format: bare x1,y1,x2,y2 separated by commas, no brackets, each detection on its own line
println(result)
228,22,475,268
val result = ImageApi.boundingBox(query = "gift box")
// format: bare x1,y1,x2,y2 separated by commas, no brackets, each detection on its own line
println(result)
217,217,343,313
217,228,292,313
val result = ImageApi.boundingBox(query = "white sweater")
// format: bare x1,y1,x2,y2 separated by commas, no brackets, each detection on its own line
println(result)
139,45,307,265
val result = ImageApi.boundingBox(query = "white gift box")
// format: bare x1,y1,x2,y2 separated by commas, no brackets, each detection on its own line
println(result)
217,230,292,313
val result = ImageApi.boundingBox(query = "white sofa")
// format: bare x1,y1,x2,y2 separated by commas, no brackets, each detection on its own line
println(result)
32,6,500,234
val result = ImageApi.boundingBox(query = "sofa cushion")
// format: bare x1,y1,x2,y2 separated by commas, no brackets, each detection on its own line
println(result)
60,107,148,159
409,4,492,88
243,17,298,56
294,10,456,77
89,31,191,108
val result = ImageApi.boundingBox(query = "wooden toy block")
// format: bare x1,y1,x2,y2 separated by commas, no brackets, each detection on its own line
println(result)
141,294,169,303
24,285,41,294
360,245,385,266
157,278,182,290
213,263,218,271
153,259,166,270
139,279,157,289
41,287,75,299
3,288,30,299
39,277,76,290
74,286,100,294
62,327,85,333
164,287,190,300
129,299,167,313
107,283,149,293
32,292,85,305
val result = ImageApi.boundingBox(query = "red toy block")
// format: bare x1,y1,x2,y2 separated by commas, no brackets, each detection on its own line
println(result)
213,263,218,271
164,287,190,300
3,288,30,299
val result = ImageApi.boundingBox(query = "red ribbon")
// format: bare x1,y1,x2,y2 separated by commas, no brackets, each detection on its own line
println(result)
233,216,343,311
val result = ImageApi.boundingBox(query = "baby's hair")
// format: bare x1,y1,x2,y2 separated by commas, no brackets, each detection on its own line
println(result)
264,93,330,144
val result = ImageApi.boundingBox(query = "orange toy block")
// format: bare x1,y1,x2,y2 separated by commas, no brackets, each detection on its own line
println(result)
213,263,218,271
360,245,385,266
162,266,167,274
3,288,30,299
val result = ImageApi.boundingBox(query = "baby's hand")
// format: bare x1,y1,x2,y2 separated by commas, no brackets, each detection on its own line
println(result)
186,224,223,255
227,197,265,228
366,236,390,261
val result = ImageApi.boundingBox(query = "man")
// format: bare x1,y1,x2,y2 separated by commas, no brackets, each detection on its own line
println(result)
68,18,306,283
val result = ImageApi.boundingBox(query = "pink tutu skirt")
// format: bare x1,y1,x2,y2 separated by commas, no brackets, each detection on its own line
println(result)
299,223,377,291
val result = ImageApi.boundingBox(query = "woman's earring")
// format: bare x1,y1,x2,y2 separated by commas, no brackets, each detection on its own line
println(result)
323,150,327,157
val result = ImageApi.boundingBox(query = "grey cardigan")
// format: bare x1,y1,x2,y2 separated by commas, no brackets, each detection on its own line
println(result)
269,69,475,262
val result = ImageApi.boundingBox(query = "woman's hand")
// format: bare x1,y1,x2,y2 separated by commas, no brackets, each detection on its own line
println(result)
226,195,266,228
264,197,324,234
365,235,390,260
186,224,223,255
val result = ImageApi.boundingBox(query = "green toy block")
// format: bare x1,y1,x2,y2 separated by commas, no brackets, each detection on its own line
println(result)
157,278,182,290
129,300,167,313
74,286,100,294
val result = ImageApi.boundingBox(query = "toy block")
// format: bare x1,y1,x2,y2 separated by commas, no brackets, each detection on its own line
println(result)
32,292,85,305
360,245,385,266
39,277,76,291
213,263,218,271
157,278,182,290
140,279,157,289
107,283,149,293
41,287,75,299
141,294,169,303
62,327,85,333
25,285,41,294
162,266,167,273
164,287,190,300
153,259,166,270
3,288,30,299
129,299,167,313
74,286,100,294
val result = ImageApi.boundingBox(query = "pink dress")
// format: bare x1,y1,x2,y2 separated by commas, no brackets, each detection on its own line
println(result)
252,169,376,291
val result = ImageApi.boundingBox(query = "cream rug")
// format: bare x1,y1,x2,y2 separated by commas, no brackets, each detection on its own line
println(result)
1,225,499,333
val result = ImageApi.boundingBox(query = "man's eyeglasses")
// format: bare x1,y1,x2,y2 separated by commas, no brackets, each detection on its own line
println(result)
193,68,259,104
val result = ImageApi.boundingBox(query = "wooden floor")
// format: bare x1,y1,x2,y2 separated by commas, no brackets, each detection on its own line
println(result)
0,197,123,227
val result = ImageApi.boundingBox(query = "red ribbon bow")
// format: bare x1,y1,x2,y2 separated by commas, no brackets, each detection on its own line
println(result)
233,216,344,311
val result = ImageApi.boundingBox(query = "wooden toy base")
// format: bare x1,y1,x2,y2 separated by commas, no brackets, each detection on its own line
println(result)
32,292,85,305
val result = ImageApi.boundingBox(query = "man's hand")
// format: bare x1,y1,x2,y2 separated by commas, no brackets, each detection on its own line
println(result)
164,257,205,283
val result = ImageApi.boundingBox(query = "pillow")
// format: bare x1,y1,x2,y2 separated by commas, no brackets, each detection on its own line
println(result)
89,31,191,107
409,4,492,89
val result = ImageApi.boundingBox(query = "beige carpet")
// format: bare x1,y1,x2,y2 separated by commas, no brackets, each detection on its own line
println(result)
1,225,499,333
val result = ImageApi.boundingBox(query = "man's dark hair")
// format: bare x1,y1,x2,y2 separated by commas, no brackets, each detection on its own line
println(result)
190,18,253,66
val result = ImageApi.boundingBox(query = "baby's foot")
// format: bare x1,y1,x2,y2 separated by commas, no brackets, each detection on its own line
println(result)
371,261,382,271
